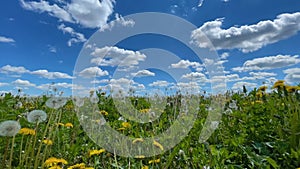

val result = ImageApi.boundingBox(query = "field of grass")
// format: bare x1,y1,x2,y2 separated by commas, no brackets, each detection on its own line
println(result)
0,80,299,169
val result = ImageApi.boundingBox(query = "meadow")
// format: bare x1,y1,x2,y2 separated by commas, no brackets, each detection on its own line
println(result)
0,80,299,169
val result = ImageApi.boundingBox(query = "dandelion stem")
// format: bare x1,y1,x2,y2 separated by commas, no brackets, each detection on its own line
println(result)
9,135,16,168
2,137,10,169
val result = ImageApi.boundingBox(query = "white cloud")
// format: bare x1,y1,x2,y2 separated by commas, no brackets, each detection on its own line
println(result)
198,0,204,7
0,82,9,87
181,72,207,81
48,45,57,53
58,24,86,46
191,12,300,53
20,0,115,28
31,69,73,79
131,70,155,77
91,46,146,67
37,82,83,90
231,81,257,91
100,13,135,32
249,72,277,78
149,80,170,87
78,66,109,78
0,36,15,43
170,60,202,69
12,79,36,87
220,52,229,59
0,65,30,74
232,55,300,72
19,0,73,23
283,67,300,84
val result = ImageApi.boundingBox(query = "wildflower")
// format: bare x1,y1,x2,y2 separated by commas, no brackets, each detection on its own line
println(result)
64,123,73,128
19,128,36,135
139,109,150,113
43,139,53,145
68,163,85,169
0,120,21,137
286,86,298,93
132,138,144,144
117,127,125,131
256,91,263,98
135,155,145,159
272,80,285,89
141,166,149,169
49,166,62,169
44,157,68,167
46,97,67,109
258,86,267,92
122,122,131,128
153,140,164,151
27,110,47,123
148,158,160,164
90,95,99,104
99,110,108,116
88,149,105,157
72,96,84,107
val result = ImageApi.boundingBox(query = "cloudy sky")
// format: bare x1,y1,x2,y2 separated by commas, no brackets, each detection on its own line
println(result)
1,0,300,96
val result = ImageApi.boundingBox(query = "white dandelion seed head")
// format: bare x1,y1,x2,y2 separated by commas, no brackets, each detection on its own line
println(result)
46,97,67,109
229,101,238,110
72,96,85,107
0,120,21,137
27,110,47,123
210,121,219,130
90,95,99,104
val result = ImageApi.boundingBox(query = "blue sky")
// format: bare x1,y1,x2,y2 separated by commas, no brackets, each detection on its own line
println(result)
1,0,300,96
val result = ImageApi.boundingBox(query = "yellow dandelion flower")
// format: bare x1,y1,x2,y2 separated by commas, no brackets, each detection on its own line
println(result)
64,123,73,128
148,158,160,164
117,127,126,131
19,128,36,135
141,166,149,169
43,139,53,145
272,80,285,89
286,86,298,93
56,123,64,127
132,138,144,144
85,167,94,169
122,122,131,128
67,163,85,169
88,149,106,157
153,140,164,151
44,157,67,167
135,155,145,159
99,110,108,116
258,86,267,91
256,91,263,98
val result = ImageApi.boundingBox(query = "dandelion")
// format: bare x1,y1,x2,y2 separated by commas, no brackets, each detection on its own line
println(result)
90,95,99,104
44,157,68,167
99,110,108,116
141,166,149,169
19,128,36,135
272,80,285,89
286,86,298,93
148,158,160,164
72,96,84,107
88,149,105,157
49,166,62,169
46,97,67,109
27,110,47,123
117,127,125,131
258,86,267,92
43,139,53,145
56,123,65,127
139,109,150,113
153,140,164,151
0,120,21,137
135,155,145,159
132,138,144,144
68,163,85,169
256,91,263,98
210,121,219,130
64,123,73,128
122,122,131,128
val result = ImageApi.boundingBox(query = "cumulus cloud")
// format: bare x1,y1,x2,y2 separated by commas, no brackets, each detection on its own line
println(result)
0,65,29,74
231,81,257,91
58,24,86,46
191,12,300,52
37,82,83,90
100,13,135,32
20,0,115,28
0,82,9,87
12,79,36,87
131,70,155,77
170,60,202,69
149,80,170,87
78,66,109,78
283,67,300,84
91,46,146,67
31,69,73,79
181,72,207,81
232,55,300,72
0,36,15,43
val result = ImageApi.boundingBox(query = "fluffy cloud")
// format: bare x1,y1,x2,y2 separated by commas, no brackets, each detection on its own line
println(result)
20,0,115,28
78,66,109,78
231,81,257,91
58,24,86,46
181,72,207,81
191,12,300,52
37,82,83,90
149,80,170,87
0,82,9,87
170,60,202,69
31,69,73,79
283,67,300,84
0,36,15,43
91,46,146,67
131,70,155,77
0,65,29,74
232,55,300,72
100,13,135,32
12,79,36,87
